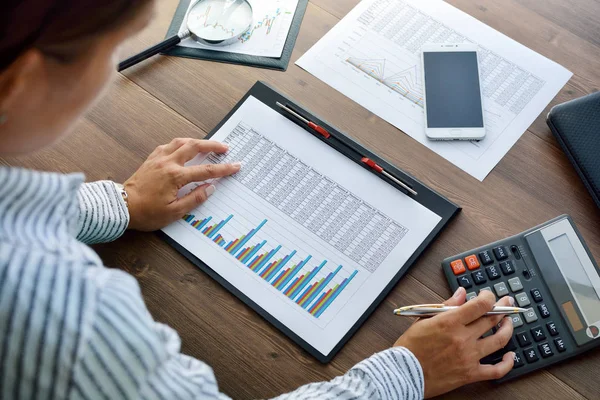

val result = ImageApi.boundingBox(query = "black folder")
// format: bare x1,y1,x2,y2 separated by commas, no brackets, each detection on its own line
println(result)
163,0,308,71
160,81,460,362
547,92,600,209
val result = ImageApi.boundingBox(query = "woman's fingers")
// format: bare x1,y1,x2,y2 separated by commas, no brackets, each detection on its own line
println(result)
444,290,496,326
477,315,514,358
181,162,241,184
472,351,515,382
171,139,229,164
172,183,216,214
468,296,514,338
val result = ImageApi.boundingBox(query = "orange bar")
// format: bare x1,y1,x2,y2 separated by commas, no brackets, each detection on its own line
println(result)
311,284,339,315
285,274,307,296
237,246,253,261
250,253,267,270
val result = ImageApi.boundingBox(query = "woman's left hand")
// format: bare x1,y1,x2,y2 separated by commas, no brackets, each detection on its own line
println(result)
123,138,241,231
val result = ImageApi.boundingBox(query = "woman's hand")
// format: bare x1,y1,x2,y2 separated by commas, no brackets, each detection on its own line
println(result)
123,138,240,231
395,288,515,398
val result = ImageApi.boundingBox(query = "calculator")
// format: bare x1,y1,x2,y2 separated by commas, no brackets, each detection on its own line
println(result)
442,215,600,381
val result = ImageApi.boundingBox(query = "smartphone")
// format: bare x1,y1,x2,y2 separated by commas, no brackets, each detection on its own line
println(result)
421,44,486,141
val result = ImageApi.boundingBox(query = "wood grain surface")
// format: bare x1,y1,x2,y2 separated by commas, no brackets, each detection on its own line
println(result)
3,0,600,398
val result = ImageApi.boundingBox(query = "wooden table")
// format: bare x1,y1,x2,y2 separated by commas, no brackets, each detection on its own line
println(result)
4,0,600,398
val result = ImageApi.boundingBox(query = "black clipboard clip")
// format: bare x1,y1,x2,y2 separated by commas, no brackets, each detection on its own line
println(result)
275,102,417,197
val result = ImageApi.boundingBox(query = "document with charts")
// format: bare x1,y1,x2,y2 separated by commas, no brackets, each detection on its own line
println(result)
177,0,298,57
296,0,572,180
162,96,441,356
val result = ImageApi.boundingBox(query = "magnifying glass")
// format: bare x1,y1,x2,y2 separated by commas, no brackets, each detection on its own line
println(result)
118,0,253,72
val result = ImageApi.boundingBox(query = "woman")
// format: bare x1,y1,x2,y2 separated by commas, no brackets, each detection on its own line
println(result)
0,0,516,399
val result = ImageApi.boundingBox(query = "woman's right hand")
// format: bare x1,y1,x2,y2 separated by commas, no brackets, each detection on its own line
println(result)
394,288,515,398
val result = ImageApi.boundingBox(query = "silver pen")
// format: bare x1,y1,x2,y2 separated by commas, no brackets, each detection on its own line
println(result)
393,304,529,317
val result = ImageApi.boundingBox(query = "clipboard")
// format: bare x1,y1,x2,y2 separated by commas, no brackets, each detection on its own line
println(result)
163,0,309,71
160,81,461,362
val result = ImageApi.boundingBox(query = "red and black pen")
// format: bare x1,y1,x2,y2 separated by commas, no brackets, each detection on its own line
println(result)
276,102,417,196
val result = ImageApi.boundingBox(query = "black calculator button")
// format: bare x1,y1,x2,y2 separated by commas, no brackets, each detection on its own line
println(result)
546,321,559,336
493,246,509,261
538,342,553,358
531,288,543,302
499,260,516,275
479,250,494,265
457,275,473,289
524,347,539,363
486,265,501,280
531,326,546,342
513,352,525,368
538,303,551,318
471,270,487,285
554,337,566,352
516,331,532,346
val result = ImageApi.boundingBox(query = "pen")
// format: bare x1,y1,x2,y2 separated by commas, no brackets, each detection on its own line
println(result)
276,102,417,196
393,304,530,317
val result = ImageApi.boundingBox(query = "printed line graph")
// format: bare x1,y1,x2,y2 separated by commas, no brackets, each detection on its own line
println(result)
193,5,237,37
239,8,293,43
346,57,424,107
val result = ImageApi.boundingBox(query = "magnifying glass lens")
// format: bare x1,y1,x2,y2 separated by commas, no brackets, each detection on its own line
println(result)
188,0,253,42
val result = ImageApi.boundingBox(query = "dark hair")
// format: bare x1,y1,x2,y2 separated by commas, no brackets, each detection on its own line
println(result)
0,0,153,70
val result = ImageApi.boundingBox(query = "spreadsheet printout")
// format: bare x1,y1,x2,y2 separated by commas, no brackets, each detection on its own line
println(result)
296,0,572,180
162,96,441,355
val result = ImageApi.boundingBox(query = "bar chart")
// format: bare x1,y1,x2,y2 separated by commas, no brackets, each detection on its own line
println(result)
183,212,358,318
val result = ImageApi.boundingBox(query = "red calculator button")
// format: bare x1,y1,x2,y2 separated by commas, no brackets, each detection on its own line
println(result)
450,260,466,275
465,255,480,270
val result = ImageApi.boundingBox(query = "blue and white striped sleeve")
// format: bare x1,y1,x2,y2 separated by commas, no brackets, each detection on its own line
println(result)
72,265,424,400
76,181,129,244
274,348,425,400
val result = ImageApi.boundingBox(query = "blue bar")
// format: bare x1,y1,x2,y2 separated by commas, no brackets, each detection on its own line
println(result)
291,262,324,301
254,245,281,274
219,242,226,247
279,255,311,291
232,219,267,255
196,216,211,231
303,264,340,309
266,250,297,282
207,214,233,239
185,215,194,223
242,240,266,264
315,270,358,318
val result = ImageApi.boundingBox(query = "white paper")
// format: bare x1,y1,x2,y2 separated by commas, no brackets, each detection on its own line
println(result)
296,0,572,181
177,0,298,58
162,96,441,356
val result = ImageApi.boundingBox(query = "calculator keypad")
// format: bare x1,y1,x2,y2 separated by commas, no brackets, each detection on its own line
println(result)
445,241,569,376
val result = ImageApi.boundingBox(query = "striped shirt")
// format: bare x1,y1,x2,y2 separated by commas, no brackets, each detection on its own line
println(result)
0,167,424,399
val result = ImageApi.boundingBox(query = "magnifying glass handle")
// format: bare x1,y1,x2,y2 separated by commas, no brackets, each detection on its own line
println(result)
118,31,190,72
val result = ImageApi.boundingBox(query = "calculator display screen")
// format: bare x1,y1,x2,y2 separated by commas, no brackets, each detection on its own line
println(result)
548,234,600,325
